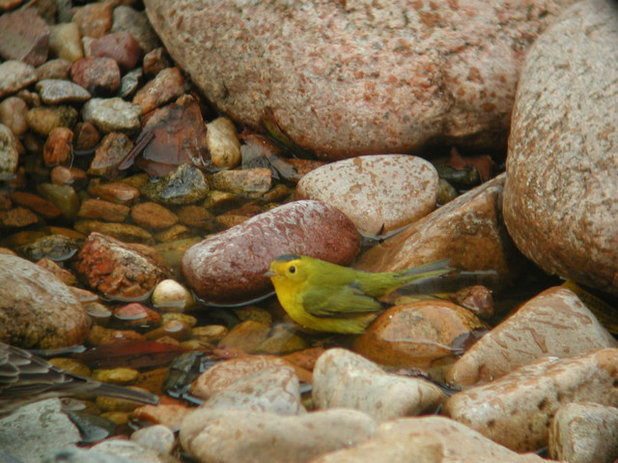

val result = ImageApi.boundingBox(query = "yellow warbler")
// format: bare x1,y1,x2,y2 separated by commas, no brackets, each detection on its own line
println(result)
266,254,452,334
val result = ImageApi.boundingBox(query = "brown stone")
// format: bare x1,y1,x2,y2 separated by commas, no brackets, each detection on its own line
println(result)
11,191,61,219
72,1,113,39
132,67,185,115
0,8,49,66
70,56,121,96
355,174,524,282
77,198,130,222
87,182,140,204
88,132,133,177
130,202,178,230
73,232,169,300
43,127,73,166
353,300,485,378
90,31,142,71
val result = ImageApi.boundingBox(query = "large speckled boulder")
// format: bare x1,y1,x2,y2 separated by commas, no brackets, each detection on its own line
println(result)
503,0,618,296
144,0,576,160
0,254,89,348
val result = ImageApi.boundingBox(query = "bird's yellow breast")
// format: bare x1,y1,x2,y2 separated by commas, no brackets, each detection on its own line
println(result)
270,275,374,334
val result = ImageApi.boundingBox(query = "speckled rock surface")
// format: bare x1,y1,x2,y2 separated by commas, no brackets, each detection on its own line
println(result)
144,0,576,159
503,0,618,296
448,286,617,386
0,254,89,348
180,408,377,463
445,348,618,452
73,232,170,301
313,348,445,421
181,200,360,305
311,416,546,463
549,402,618,463
297,155,439,236
355,173,524,281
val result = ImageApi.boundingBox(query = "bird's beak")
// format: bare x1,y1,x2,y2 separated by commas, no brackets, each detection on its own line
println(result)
264,269,275,277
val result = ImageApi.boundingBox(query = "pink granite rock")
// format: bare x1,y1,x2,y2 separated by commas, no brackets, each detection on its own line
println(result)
144,0,576,160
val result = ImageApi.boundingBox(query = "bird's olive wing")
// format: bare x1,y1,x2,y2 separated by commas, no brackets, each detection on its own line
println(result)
302,282,383,318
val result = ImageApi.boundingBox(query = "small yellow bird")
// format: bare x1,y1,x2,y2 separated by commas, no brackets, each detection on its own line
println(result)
266,255,452,334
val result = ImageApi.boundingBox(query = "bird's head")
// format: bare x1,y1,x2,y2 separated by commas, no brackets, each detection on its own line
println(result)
266,254,308,284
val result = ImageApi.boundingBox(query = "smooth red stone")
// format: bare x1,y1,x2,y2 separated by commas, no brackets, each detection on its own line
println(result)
90,31,142,71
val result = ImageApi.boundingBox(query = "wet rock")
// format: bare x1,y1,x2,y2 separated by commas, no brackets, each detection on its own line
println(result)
145,319,192,341
74,220,154,244
0,254,89,347
217,320,270,353
313,348,446,421
73,121,100,151
182,199,360,304
131,424,176,456
0,206,39,228
256,323,308,355
16,233,80,262
135,97,209,177
112,302,161,331
297,154,439,236
132,403,193,431
151,279,194,312
180,408,377,463
355,174,524,283
0,60,37,97
88,181,140,204
444,348,618,452
142,48,172,77
206,117,241,168
81,98,141,133
0,399,81,463
88,132,133,177
549,402,618,463
132,67,186,115
90,31,141,72
70,56,121,96
130,202,178,230
190,355,291,399
144,0,575,159
312,416,545,463
36,79,91,104
0,8,49,66
36,183,80,220
42,127,73,167
210,168,273,196
90,439,174,463
37,258,79,286
50,166,87,187
92,367,139,385
78,198,130,222
141,164,209,205
119,68,143,99
0,97,29,137
72,2,113,39
202,364,305,415
48,22,83,63
0,124,19,179
353,300,485,378
73,232,169,301
448,287,617,387
503,0,618,297
112,6,161,54
36,59,72,81
27,105,78,136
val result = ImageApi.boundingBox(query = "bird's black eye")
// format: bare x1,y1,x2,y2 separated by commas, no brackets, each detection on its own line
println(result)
288,266,296,274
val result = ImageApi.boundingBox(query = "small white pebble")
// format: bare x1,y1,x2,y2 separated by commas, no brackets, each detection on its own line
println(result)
151,279,195,312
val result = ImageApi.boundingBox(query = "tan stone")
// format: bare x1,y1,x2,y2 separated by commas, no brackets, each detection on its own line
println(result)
448,287,617,386
445,348,618,452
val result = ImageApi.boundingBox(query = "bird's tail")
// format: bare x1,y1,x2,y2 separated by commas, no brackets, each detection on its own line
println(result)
395,259,453,281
